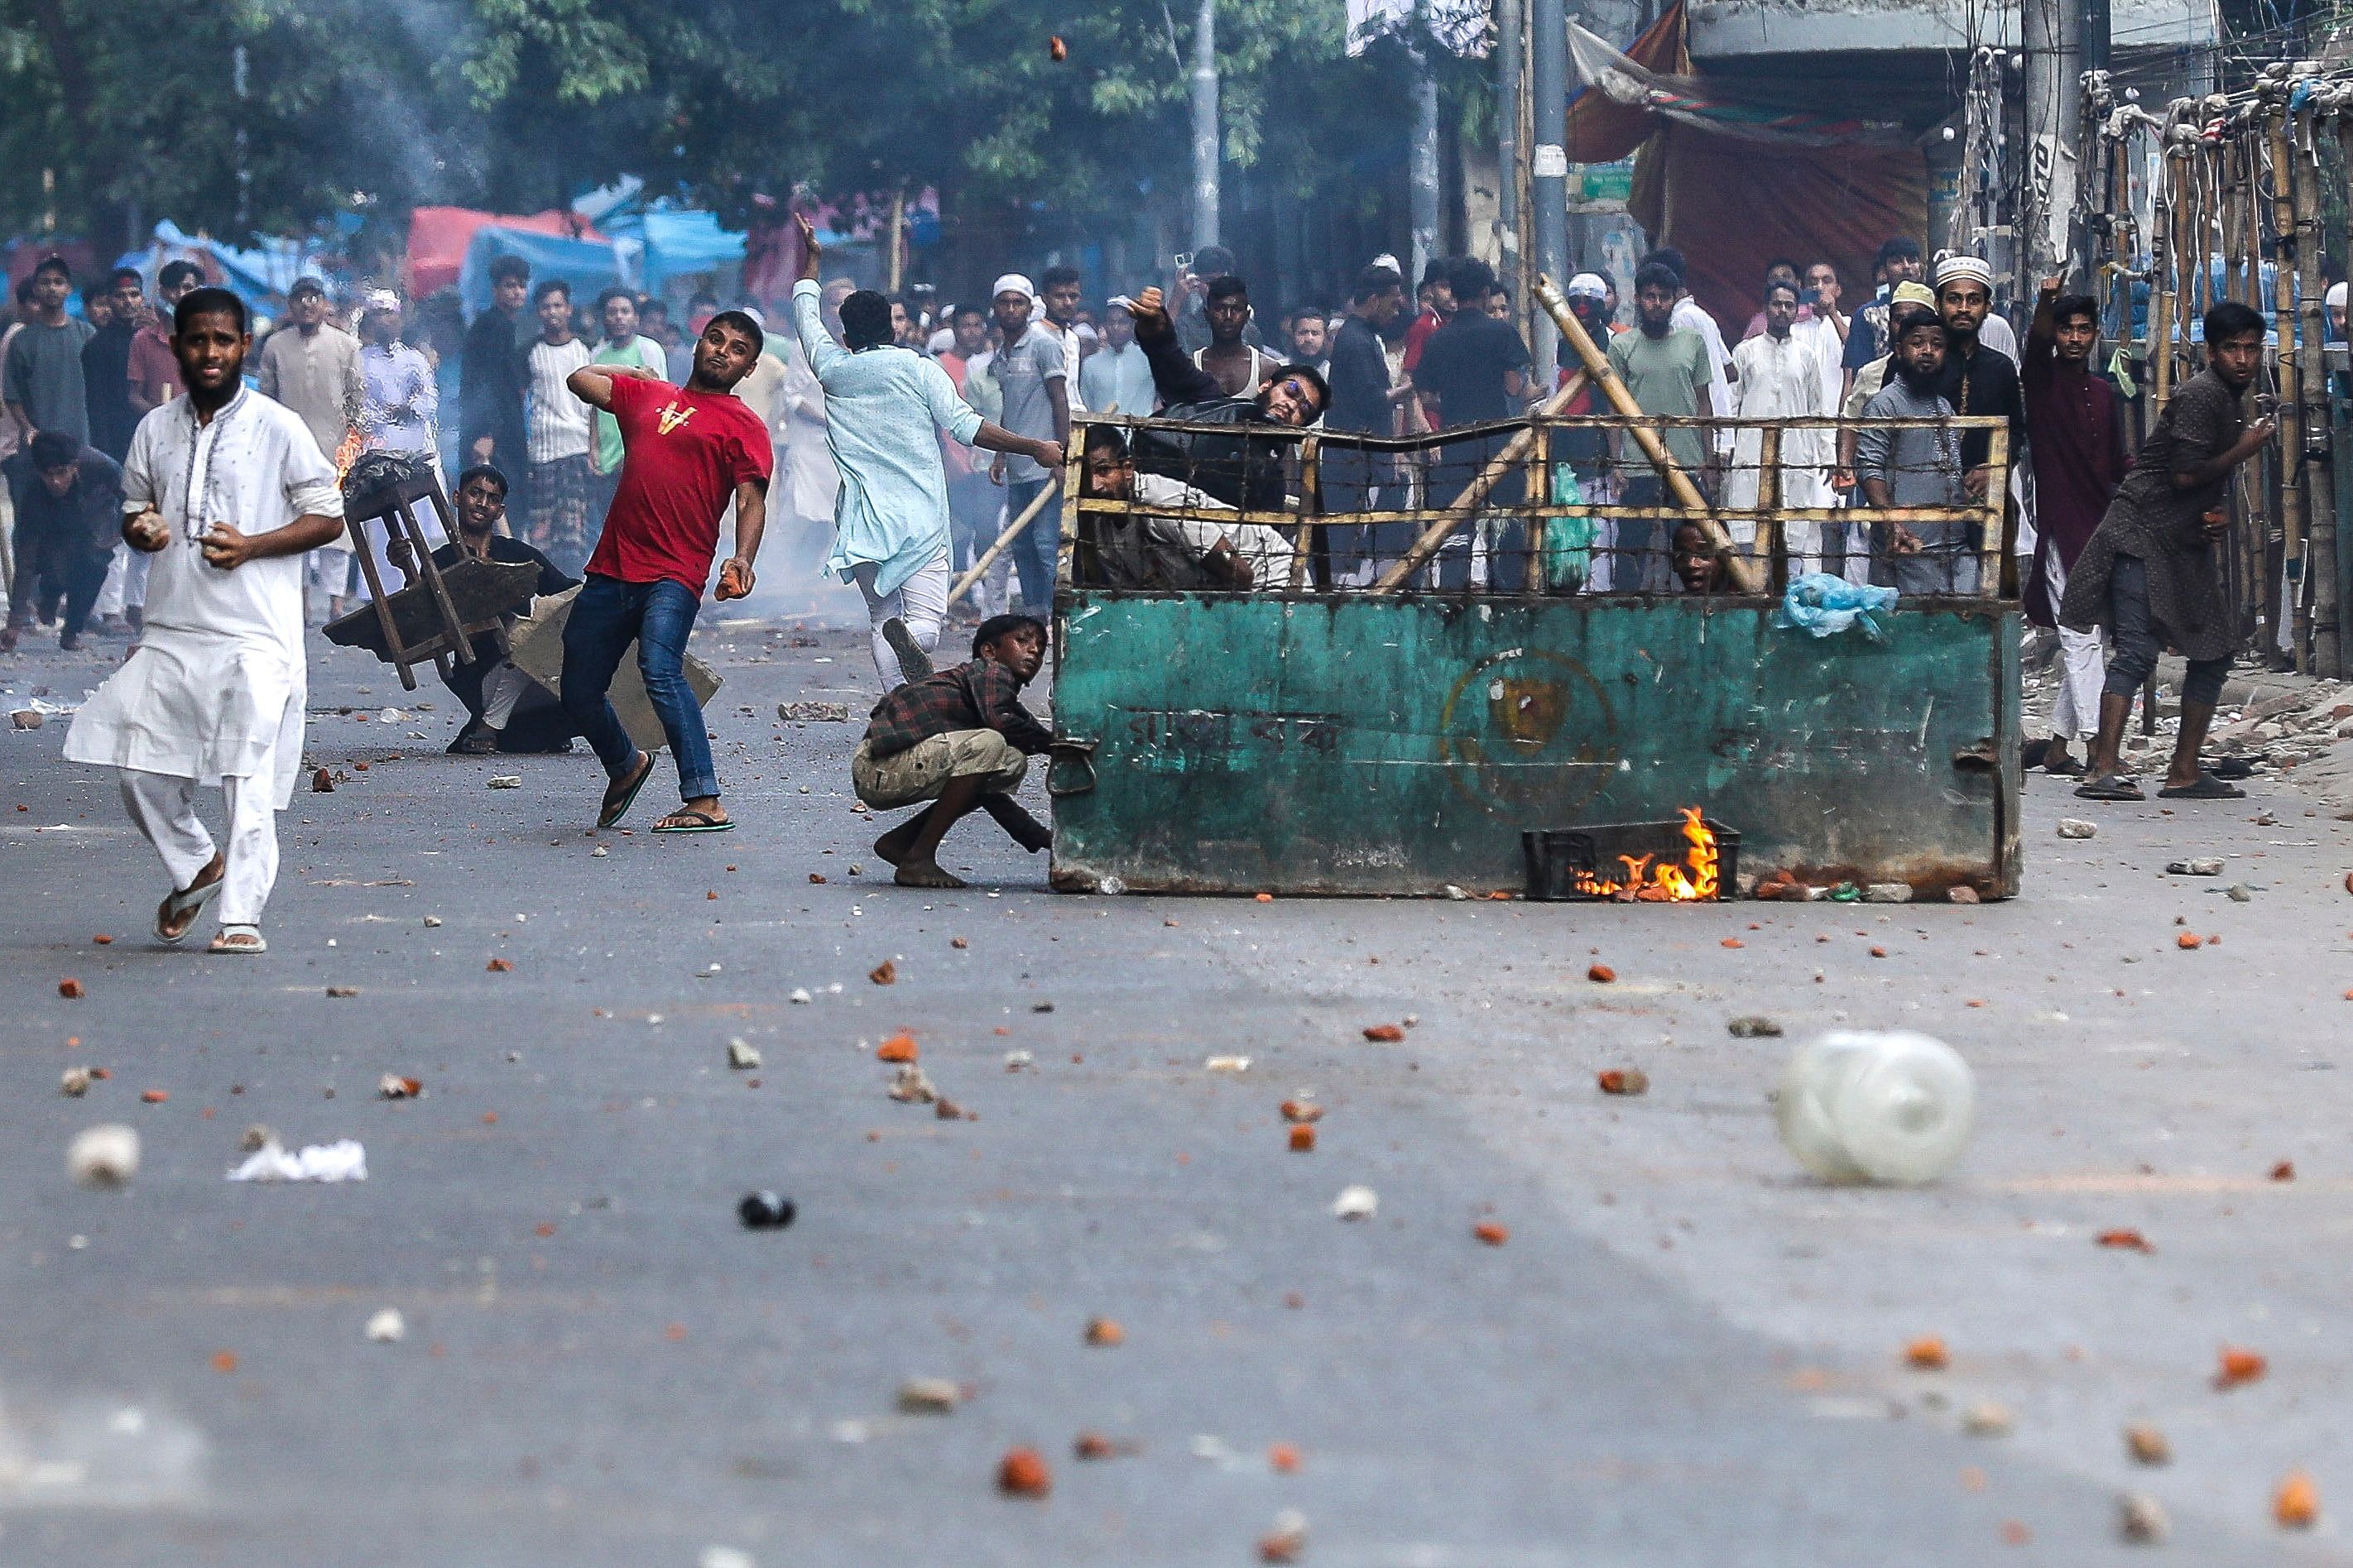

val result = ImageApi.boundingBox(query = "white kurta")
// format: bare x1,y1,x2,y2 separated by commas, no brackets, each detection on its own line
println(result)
65,389,343,809
1725,332,1830,516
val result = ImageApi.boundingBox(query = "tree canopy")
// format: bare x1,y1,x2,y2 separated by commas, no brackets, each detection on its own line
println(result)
0,0,1466,257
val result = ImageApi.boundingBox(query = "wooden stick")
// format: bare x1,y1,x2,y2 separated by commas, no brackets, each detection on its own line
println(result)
2265,107,2307,664
1530,274,1762,593
1287,436,1322,589
2149,150,2176,412
1366,369,1587,592
1755,425,1783,592
2289,103,2337,676
948,479,1059,607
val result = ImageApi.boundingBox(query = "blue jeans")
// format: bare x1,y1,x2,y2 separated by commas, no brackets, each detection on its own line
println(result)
559,573,719,801
1004,477,1061,613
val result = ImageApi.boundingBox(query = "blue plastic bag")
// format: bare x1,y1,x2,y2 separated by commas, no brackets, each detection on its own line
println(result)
1774,573,1899,640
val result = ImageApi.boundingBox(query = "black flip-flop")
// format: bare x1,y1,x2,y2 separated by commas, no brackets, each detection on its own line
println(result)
2208,755,2261,780
652,808,735,834
597,752,655,829
2158,774,2246,800
2043,755,2085,776
2074,774,2144,802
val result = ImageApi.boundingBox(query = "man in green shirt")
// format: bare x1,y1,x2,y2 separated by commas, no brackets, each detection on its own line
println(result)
1605,260,1716,592
588,287,668,514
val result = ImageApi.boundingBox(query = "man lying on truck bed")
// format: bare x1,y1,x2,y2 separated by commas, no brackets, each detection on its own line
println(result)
1082,425,1289,591
1121,286,1328,512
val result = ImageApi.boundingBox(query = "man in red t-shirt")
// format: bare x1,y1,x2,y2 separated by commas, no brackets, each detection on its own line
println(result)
561,313,773,834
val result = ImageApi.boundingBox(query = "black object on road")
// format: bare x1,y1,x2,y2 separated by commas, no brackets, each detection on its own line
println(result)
738,1191,797,1230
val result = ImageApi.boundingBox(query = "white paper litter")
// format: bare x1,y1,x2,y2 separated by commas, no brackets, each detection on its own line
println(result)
227,1139,368,1183
1205,1055,1251,1073
1332,1184,1379,1220
365,1307,406,1342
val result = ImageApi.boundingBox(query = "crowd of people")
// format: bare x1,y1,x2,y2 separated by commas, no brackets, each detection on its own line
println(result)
0,206,2317,938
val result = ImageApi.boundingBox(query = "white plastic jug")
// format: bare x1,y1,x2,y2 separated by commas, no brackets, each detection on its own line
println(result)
1775,1031,1976,1185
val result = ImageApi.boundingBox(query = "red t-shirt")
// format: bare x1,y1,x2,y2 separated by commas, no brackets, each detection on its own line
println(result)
585,372,774,593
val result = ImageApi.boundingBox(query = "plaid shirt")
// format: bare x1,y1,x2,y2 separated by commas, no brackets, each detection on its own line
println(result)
864,659,1054,760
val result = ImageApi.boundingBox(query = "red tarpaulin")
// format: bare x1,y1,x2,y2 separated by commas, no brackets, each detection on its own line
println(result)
405,207,601,300
1630,123,1927,335
1561,2,1689,165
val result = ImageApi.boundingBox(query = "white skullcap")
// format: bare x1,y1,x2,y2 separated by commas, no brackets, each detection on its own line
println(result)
738,306,766,328
2329,281,2348,309
992,273,1035,302
1935,255,1993,290
1106,294,1136,314
1371,253,1403,276
363,288,401,314
1564,272,1610,300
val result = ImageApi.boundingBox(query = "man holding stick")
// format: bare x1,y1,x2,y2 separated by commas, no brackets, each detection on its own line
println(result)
789,215,1062,688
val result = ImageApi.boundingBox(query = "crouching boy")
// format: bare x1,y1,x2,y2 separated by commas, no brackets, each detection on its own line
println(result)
855,613,1055,888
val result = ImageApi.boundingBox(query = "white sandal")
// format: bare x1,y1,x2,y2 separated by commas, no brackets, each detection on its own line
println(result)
155,874,223,943
208,923,267,955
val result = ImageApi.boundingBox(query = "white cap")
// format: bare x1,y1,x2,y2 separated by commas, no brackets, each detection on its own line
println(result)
1371,253,1402,276
2329,281,2348,309
992,273,1035,302
1106,294,1136,314
1934,254,1993,290
1564,272,1610,300
363,288,401,314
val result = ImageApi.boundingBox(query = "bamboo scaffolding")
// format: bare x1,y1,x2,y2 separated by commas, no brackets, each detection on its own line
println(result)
2289,103,2339,675
2264,103,2308,668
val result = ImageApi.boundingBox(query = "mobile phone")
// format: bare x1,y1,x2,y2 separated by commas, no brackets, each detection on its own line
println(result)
1173,252,1194,273
1801,286,1822,306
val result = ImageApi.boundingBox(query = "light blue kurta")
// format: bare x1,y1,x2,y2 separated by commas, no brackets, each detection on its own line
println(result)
794,280,986,597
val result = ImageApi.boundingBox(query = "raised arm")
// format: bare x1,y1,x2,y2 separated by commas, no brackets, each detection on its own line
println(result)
1127,286,1224,406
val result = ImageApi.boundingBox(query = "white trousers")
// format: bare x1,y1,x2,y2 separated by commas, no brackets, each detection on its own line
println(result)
2050,626,2106,740
852,554,951,688
94,542,151,616
480,660,534,729
120,768,279,928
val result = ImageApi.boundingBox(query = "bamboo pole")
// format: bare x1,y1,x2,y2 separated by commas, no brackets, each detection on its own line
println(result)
2264,104,2309,668
1977,429,2010,596
1522,422,1551,592
2290,103,2338,676
948,479,1059,607
1755,425,1783,592
1531,273,1760,592
2149,148,2176,413
1366,367,1589,592
1286,436,1321,590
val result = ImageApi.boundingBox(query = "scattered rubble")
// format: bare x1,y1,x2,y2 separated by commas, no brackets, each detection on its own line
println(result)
876,1033,918,1062
886,1063,936,1104
1961,1402,2013,1437
896,1378,962,1414
1257,1509,1308,1563
1904,1336,1949,1370
228,1139,367,1182
738,1191,796,1229
1361,1023,1405,1042
1862,883,1912,903
59,1067,90,1096
1596,1068,1648,1096
2116,1492,2170,1544
1287,1124,1317,1152
727,1038,762,1070
2125,1425,2172,1465
777,702,850,722
2215,1346,2267,1388
487,774,522,789
1726,1016,1783,1038
377,1075,423,1099
1472,1222,1509,1246
2276,1470,2320,1528
2056,818,2098,839
869,959,897,985
996,1447,1051,1497
67,1124,139,1187
1084,1317,1124,1347
2166,858,2223,875
2096,1229,2153,1253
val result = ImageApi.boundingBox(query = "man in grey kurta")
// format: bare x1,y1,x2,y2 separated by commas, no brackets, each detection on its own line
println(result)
1856,314,1975,596
2062,300,2275,803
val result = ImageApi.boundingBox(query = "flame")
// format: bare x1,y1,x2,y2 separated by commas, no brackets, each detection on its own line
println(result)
1568,808,1721,902
333,427,364,482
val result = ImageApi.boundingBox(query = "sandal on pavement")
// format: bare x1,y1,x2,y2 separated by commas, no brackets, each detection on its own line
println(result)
2158,773,2247,800
2074,774,2144,802
208,924,267,955
597,751,655,829
155,869,225,943
652,808,735,834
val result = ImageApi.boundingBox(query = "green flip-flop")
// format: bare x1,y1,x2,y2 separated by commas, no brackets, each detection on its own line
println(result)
652,808,735,834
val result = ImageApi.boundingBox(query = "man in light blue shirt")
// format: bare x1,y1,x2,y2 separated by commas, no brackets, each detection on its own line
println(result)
1079,298,1156,416
790,217,1065,688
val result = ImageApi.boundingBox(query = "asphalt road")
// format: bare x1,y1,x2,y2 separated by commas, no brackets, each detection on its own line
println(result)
3,608,2351,1566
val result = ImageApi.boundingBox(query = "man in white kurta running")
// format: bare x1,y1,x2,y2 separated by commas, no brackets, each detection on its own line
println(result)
65,287,346,954
788,214,1064,688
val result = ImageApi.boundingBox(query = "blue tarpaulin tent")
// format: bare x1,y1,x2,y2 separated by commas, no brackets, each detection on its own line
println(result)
457,225,628,316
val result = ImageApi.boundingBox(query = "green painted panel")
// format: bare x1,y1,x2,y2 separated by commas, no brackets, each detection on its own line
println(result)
1047,592,2020,898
